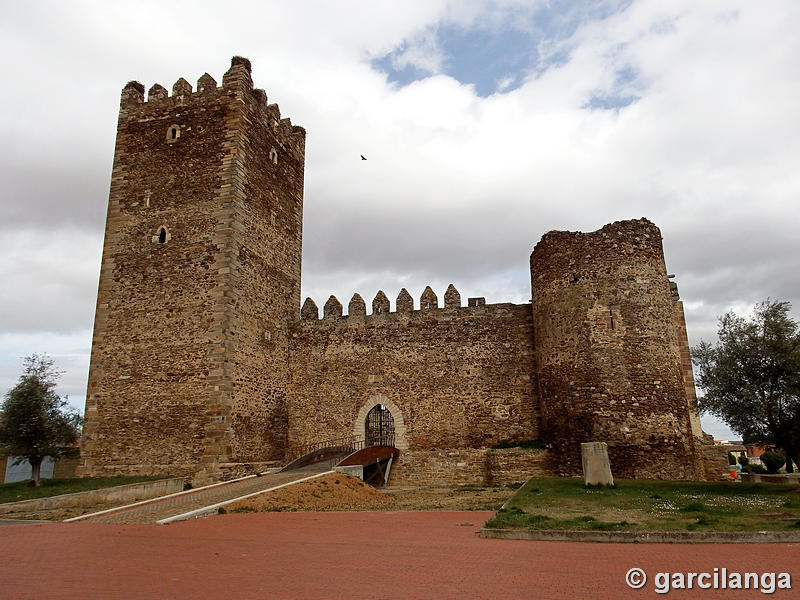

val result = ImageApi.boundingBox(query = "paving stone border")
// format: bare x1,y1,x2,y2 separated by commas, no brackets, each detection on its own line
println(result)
479,527,800,544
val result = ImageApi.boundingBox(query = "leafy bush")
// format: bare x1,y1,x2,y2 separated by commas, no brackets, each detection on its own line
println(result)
750,463,768,474
761,451,786,474
737,455,750,467
728,452,737,465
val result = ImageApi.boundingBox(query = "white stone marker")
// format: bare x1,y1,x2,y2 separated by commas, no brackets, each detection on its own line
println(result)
581,441,614,486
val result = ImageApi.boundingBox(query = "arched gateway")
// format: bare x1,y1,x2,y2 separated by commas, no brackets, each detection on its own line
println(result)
354,394,408,450
365,404,394,446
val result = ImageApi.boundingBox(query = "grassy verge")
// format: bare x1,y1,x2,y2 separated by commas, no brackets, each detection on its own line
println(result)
0,476,166,505
486,477,800,532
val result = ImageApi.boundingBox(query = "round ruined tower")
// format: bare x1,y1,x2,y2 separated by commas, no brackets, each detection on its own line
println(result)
530,218,702,479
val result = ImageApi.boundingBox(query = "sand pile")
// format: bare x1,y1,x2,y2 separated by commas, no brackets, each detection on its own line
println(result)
226,473,395,513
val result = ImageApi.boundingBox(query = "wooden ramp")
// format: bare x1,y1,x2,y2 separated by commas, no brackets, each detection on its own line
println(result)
337,445,397,487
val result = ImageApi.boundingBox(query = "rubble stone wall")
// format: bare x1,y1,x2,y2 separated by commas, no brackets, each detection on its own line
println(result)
530,219,704,480
485,448,553,486
387,447,553,486
287,301,539,482
79,58,305,480
221,60,306,465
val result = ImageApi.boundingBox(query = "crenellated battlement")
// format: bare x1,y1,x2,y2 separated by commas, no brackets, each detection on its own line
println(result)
293,296,528,338
118,56,306,153
298,284,499,325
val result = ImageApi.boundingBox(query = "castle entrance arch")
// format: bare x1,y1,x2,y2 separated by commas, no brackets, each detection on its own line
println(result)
365,404,395,446
354,394,408,451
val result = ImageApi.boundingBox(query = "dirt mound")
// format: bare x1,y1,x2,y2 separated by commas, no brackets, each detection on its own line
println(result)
226,473,394,513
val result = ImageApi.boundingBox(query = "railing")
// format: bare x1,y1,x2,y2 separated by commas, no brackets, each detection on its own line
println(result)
286,435,361,464
286,433,396,465
367,433,395,449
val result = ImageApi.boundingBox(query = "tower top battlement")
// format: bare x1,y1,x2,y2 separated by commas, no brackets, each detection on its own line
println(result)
118,56,305,159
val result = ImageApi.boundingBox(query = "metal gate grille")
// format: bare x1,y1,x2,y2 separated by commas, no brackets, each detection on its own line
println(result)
365,404,395,447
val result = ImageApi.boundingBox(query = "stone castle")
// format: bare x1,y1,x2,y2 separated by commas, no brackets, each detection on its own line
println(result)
78,57,725,485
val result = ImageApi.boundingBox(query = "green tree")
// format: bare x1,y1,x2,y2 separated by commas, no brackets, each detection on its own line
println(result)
692,300,800,472
0,355,81,486
760,451,786,474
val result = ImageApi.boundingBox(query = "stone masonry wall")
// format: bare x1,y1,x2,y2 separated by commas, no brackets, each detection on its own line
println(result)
80,58,305,480
391,449,489,486
530,219,703,480
218,59,306,466
672,289,704,440
287,295,539,483
485,448,553,486
80,76,233,477
388,448,553,486
671,283,728,481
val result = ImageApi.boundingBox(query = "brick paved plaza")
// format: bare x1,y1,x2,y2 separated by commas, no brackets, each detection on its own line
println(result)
1,511,798,599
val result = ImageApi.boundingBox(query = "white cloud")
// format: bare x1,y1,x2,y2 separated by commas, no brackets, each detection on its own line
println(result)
496,75,515,92
1,0,799,426
388,29,446,74
0,228,102,333
0,332,92,415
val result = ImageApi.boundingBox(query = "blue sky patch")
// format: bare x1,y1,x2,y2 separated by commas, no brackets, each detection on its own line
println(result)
372,0,634,97
585,65,641,110
584,93,639,110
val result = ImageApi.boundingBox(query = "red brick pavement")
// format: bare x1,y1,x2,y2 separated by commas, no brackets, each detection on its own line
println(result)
1,511,797,599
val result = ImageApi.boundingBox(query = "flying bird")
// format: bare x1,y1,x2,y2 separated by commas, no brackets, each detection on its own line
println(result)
360,154,367,160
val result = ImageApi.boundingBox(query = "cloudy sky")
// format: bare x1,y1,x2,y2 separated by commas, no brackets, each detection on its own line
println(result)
1,0,798,440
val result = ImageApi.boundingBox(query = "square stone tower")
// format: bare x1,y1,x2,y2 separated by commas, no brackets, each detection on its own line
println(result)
79,57,306,481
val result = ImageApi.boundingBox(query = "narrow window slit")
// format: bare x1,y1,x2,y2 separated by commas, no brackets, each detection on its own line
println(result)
166,124,181,142
609,309,615,330
158,228,167,243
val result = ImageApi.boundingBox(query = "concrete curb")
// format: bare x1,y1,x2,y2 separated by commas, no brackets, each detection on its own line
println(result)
156,471,334,525
0,478,182,516
65,471,267,522
479,527,800,544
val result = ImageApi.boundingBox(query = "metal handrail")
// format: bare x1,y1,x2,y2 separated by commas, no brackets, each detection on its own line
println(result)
286,434,361,463
286,433,397,464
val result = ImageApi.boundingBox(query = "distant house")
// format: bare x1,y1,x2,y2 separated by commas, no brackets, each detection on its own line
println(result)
715,440,797,471
717,440,748,460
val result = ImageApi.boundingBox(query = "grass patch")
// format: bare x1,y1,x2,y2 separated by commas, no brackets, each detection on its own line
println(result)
0,476,165,504
486,477,800,532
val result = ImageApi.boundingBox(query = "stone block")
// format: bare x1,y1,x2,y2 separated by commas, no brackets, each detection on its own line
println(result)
581,442,614,486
